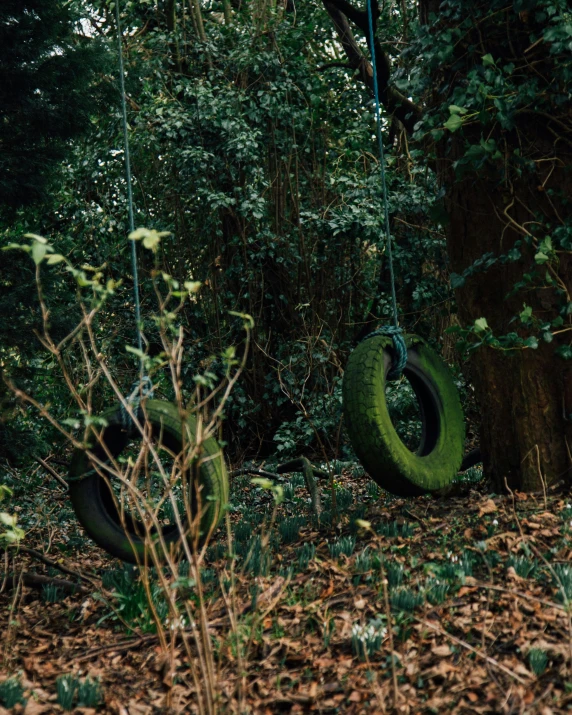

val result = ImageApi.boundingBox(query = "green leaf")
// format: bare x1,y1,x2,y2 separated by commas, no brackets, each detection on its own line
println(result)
0,512,17,527
449,105,468,115
126,346,146,359
444,114,463,132
143,233,160,251
482,54,496,67
2,243,27,251
31,241,47,265
75,273,93,287
46,253,66,265
23,233,48,244
129,228,149,241
251,477,274,490
520,305,532,322
556,346,572,360
62,418,81,429
534,251,549,265
525,336,538,349
474,317,489,332
0,485,13,502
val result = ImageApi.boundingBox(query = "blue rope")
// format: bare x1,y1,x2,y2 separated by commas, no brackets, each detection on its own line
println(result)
115,3,154,424
115,1,142,356
362,0,407,381
119,376,155,431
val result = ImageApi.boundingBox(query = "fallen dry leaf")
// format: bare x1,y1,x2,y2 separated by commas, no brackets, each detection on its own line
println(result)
478,499,498,516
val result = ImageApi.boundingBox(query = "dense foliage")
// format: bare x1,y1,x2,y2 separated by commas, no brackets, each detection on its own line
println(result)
1,0,453,464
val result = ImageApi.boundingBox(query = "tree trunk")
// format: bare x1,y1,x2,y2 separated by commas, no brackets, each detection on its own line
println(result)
445,165,572,490
420,2,572,491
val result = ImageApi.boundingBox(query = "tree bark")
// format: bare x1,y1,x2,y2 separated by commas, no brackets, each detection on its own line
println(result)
417,2,572,491
445,163,572,490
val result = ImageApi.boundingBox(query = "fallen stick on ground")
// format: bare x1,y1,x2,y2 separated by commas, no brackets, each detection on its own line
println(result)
11,545,99,587
34,455,69,489
1,571,87,594
413,616,527,685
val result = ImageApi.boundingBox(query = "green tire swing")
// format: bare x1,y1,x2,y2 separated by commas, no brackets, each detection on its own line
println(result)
343,334,464,496
68,401,228,564
67,4,228,563
342,0,465,495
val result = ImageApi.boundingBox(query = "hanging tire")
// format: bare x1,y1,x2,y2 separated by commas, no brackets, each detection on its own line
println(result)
68,400,228,563
343,334,464,496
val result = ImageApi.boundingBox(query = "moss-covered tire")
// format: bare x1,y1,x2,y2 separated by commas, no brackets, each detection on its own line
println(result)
343,334,464,496
68,400,228,563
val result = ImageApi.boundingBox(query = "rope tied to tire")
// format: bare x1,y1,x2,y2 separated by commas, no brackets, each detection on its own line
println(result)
66,2,229,562
360,0,406,382
341,0,466,495
118,375,155,430
360,325,407,381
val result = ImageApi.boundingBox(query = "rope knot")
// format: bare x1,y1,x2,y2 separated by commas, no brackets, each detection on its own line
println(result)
119,375,155,430
361,326,407,381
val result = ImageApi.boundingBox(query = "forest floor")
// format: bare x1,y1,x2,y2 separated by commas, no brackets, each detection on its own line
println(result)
1,460,572,714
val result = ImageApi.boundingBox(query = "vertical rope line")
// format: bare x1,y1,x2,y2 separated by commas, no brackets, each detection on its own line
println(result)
366,0,399,329
115,1,143,354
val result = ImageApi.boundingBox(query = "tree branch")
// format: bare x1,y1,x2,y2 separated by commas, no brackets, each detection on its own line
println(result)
322,0,422,134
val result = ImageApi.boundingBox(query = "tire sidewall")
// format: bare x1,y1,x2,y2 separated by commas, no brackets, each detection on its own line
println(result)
68,400,227,563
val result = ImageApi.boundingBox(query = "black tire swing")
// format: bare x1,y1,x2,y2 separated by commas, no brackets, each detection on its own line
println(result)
342,1,465,496
67,5,228,564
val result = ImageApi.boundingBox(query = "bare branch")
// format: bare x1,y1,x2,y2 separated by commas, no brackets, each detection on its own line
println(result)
322,0,422,134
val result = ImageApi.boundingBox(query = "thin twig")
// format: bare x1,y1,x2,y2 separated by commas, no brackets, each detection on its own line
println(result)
414,616,527,684
381,570,400,707
11,546,98,587
34,455,69,490
475,582,565,612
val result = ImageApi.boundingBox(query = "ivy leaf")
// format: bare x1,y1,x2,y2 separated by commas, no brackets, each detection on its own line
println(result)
556,345,572,360
449,105,468,115
525,336,538,349
474,317,488,332
450,273,465,289
534,251,549,264
444,113,463,132
520,305,532,322
482,54,496,67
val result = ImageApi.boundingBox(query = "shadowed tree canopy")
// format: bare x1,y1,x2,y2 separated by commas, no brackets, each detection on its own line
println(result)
0,0,109,209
